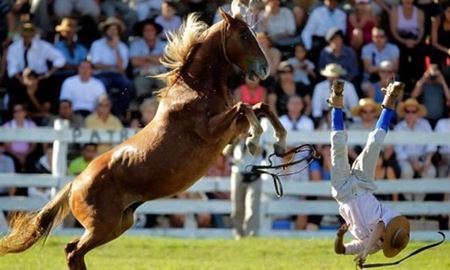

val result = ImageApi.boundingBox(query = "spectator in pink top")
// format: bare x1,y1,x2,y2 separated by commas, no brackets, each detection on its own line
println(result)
234,75,267,106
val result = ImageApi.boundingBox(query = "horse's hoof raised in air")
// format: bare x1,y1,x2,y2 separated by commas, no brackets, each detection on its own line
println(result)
245,138,259,156
273,142,286,157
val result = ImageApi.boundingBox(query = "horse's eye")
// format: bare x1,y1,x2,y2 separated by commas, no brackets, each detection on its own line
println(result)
240,33,248,41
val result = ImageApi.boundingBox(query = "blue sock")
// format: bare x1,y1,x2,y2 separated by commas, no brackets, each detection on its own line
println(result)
376,108,394,132
331,108,344,131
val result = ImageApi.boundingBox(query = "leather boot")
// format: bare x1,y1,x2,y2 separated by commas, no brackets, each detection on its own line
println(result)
381,81,404,110
327,79,345,108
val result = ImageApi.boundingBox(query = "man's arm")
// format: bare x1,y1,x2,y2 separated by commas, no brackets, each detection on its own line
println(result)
354,221,385,266
335,223,348,254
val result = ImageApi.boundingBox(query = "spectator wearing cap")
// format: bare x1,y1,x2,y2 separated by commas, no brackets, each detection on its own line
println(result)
130,19,166,100
89,17,134,118
347,0,375,51
54,18,88,78
361,60,399,104
100,0,138,37
361,27,400,83
318,27,359,83
155,1,182,41
394,98,436,201
256,0,299,49
6,22,65,113
311,63,359,121
301,0,346,63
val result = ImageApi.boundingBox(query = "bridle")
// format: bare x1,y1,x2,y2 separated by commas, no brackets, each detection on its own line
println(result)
220,22,233,65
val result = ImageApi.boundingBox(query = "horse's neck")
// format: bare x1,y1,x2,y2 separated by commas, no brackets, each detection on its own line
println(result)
183,32,230,95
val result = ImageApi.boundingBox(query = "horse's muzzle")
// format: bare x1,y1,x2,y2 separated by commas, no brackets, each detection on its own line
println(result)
249,58,269,80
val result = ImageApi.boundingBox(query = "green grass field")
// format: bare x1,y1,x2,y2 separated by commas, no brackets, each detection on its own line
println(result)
0,236,448,270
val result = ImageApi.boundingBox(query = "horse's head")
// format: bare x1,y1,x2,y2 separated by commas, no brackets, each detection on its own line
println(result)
219,9,269,80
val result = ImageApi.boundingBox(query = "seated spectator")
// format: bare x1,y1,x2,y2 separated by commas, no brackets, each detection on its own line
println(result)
52,0,100,21
301,0,347,63
68,143,98,175
257,0,298,49
85,96,123,154
318,28,359,83
0,142,16,197
3,103,37,172
129,98,159,128
411,64,450,127
374,152,399,202
347,0,375,51
286,43,316,88
389,0,425,85
430,3,450,69
28,144,52,200
90,17,134,117
59,60,107,117
54,18,88,78
135,0,163,21
234,75,267,106
48,99,85,129
394,98,436,201
311,64,359,122
6,22,65,113
361,60,399,104
21,68,53,125
130,19,166,101
100,0,138,37
155,0,182,41
361,27,400,83
269,62,312,117
435,106,450,178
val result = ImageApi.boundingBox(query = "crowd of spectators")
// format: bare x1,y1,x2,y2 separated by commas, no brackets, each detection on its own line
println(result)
0,0,449,232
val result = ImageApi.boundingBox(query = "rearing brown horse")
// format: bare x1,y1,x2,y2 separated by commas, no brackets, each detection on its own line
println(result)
0,9,287,270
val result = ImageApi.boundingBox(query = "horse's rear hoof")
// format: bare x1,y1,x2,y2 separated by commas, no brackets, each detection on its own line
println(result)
274,143,286,157
245,139,259,156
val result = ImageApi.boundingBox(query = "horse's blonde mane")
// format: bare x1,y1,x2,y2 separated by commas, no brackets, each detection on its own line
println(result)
156,13,210,88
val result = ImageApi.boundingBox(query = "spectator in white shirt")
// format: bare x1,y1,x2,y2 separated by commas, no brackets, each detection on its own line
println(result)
301,0,346,63
60,61,107,117
6,22,65,112
155,0,182,41
134,0,163,21
90,17,134,118
312,63,359,122
394,98,437,201
434,107,450,178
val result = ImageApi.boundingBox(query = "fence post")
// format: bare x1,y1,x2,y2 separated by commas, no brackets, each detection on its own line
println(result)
51,119,69,197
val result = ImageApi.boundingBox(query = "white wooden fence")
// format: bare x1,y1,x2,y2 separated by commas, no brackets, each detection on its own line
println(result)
0,121,449,241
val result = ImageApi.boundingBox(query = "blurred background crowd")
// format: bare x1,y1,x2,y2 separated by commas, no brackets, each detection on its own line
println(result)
0,0,449,233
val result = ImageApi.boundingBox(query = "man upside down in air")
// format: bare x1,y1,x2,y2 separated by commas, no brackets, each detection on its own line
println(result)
329,80,410,265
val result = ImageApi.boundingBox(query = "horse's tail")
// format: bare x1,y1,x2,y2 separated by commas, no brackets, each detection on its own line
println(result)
0,181,73,255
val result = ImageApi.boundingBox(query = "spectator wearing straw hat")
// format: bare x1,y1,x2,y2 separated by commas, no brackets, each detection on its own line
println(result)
54,17,88,77
6,22,65,113
100,0,138,38
394,98,436,201
318,27,359,83
311,63,359,122
130,19,166,100
89,17,134,118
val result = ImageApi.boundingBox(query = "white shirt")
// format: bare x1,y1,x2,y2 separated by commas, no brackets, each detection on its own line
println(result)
60,75,106,112
312,79,359,118
257,7,296,38
89,38,129,70
340,192,399,255
435,118,450,155
301,6,347,50
394,118,437,160
7,37,65,77
279,114,314,134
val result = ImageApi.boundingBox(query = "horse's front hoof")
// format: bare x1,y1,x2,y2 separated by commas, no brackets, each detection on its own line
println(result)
245,139,259,156
274,143,286,157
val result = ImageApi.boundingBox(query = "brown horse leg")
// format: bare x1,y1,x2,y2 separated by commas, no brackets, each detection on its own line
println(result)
252,102,287,156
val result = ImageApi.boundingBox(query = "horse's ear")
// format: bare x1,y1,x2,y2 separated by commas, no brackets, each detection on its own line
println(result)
219,7,233,25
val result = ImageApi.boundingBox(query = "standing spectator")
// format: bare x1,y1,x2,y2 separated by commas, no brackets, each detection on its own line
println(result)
347,0,376,52
394,98,436,201
257,0,298,49
6,22,65,112
228,134,263,238
85,96,123,154
155,0,182,41
100,0,138,37
3,103,37,172
54,18,88,78
301,0,347,63
389,0,425,85
430,3,450,69
318,28,359,83
130,19,166,100
28,144,52,200
286,43,316,88
59,61,107,117
234,75,267,106
435,106,450,178
0,142,16,197
90,17,134,117
361,27,400,83
311,64,359,122
68,143,98,176
411,64,450,127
